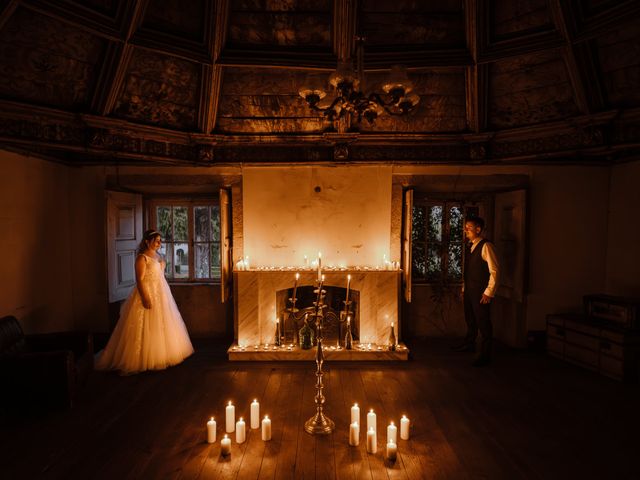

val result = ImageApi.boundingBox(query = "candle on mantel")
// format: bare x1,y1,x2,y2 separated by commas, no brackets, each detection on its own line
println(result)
367,409,377,433
351,403,360,425
349,422,359,446
261,415,272,441
207,417,216,444
250,399,260,429
400,415,410,440
387,421,397,444
366,427,377,454
386,441,398,461
346,274,351,301
293,273,299,301
225,401,235,433
221,435,231,456
236,417,246,444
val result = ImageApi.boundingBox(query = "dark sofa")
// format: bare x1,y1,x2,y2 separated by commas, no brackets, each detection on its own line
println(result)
0,315,93,411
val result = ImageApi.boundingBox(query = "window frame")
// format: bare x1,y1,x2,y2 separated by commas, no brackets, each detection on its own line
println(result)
146,196,221,284
412,195,484,286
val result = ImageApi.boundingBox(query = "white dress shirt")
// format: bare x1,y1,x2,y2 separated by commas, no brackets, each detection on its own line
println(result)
465,237,500,298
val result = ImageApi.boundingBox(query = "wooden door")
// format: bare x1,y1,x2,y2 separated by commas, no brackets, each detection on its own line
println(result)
107,191,143,303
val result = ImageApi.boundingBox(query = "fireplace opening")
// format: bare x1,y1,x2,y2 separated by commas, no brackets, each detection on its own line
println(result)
276,286,360,346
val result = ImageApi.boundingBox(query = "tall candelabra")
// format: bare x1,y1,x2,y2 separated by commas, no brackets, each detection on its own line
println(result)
304,278,335,435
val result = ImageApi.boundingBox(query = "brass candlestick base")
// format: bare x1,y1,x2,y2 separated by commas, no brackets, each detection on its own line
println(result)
304,411,335,435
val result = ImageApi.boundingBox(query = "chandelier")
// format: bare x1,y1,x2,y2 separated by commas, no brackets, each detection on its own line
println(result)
298,38,420,125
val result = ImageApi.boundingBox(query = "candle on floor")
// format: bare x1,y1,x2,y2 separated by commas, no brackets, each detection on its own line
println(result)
351,403,360,425
236,417,246,444
250,399,260,429
387,421,397,444
349,422,360,446
221,435,231,456
367,409,377,433
226,401,235,432
207,417,216,444
386,441,397,461
400,415,410,440
261,415,272,441
366,427,377,454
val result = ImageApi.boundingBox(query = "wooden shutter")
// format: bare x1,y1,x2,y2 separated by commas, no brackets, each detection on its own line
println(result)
402,189,413,303
219,187,232,303
107,191,142,303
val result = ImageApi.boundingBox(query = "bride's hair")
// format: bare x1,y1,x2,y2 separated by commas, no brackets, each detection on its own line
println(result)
137,229,161,254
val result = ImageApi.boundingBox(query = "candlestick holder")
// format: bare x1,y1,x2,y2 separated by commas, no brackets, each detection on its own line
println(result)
304,281,335,435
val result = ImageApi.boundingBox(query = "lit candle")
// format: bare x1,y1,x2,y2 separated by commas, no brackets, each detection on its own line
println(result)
386,441,397,461
317,252,322,282
367,409,377,433
366,427,377,454
400,415,410,440
250,399,260,429
293,272,299,300
207,417,216,444
261,415,272,441
387,421,397,444
226,401,235,433
346,274,351,301
351,403,360,425
244,256,249,269
349,422,359,446
235,417,246,444
220,434,231,456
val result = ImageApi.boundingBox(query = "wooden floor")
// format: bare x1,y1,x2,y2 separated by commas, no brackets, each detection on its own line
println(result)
2,339,639,480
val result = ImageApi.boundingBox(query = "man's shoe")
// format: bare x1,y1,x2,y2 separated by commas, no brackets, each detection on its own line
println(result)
452,343,475,352
472,356,491,367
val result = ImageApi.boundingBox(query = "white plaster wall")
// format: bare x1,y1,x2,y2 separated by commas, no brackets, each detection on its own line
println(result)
242,166,393,268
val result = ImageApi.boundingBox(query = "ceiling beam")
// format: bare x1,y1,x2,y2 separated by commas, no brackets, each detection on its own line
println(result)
333,0,357,61
0,0,20,32
465,0,488,133
549,0,605,114
90,0,148,116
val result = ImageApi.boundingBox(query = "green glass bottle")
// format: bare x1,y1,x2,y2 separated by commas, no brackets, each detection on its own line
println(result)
299,314,314,350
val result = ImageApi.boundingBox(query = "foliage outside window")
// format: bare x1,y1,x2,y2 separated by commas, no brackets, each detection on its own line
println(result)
412,201,479,284
150,200,221,281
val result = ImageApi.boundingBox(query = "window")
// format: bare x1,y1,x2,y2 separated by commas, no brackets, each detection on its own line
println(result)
412,200,479,283
149,199,221,281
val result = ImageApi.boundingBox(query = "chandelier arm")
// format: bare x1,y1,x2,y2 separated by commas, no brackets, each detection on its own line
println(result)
308,96,344,115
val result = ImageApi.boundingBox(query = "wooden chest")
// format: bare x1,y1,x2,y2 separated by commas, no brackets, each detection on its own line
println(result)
547,314,640,382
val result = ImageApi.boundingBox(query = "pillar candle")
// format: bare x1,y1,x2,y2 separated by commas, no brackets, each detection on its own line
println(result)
351,403,360,425
225,401,235,433
367,409,377,433
220,435,231,456
387,421,397,444
207,417,216,444
400,415,410,440
386,442,397,461
250,399,260,429
235,417,246,444
261,415,272,441
366,427,377,454
349,422,359,446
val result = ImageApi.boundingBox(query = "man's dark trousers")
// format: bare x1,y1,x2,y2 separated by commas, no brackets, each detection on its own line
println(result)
463,239,493,359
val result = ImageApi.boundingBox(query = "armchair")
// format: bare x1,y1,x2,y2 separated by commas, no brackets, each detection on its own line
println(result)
0,316,93,411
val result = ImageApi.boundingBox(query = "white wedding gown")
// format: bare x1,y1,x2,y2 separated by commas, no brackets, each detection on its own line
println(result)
96,254,194,374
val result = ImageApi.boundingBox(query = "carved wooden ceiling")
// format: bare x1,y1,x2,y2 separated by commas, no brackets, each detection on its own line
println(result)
0,0,639,165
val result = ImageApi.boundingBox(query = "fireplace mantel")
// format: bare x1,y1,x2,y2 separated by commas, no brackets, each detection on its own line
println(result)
233,270,402,352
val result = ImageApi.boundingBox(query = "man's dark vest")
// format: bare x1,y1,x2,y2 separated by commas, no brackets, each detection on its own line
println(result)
464,238,490,293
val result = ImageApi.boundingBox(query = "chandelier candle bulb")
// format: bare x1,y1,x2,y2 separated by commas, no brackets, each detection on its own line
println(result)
367,409,377,433
261,415,272,441
351,403,360,425
366,427,377,454
207,417,216,444
346,274,351,300
387,422,397,444
226,401,235,433
235,417,246,444
250,399,260,429
220,435,231,456
400,415,410,440
386,442,398,461
349,422,360,446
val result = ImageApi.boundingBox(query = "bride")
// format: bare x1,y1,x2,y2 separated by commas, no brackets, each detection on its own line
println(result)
96,229,194,374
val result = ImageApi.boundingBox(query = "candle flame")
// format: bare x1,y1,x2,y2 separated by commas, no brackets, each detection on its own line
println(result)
224,434,228,439
210,417,214,421
322,274,325,281
391,421,394,425
370,409,374,413
402,415,407,419
253,399,257,402
347,274,351,280
265,415,269,419
228,401,232,406
354,402,358,406
318,252,322,258
295,272,299,280
240,417,243,421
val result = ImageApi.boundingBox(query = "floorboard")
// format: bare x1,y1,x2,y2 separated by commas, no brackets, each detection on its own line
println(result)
2,339,640,479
